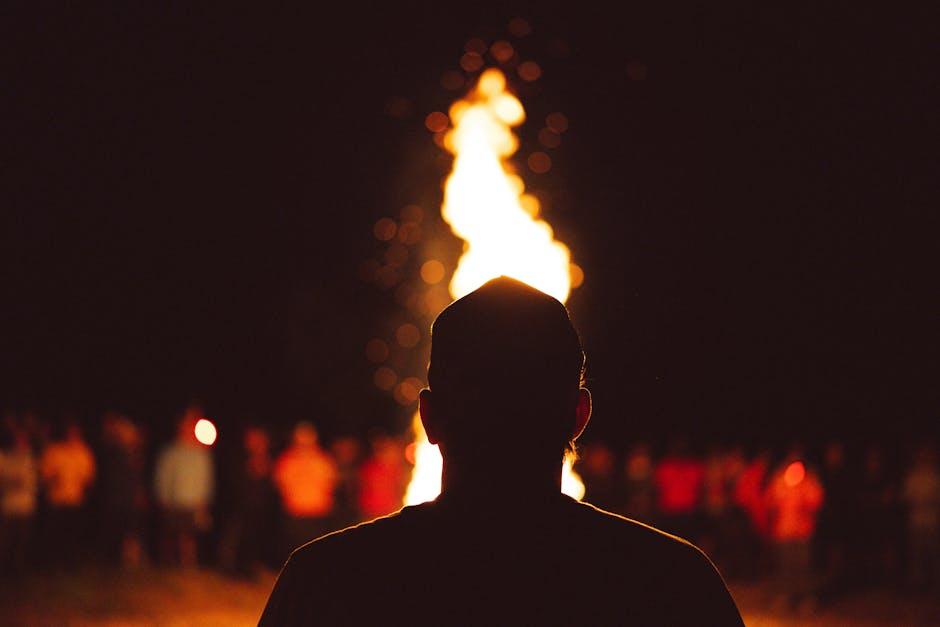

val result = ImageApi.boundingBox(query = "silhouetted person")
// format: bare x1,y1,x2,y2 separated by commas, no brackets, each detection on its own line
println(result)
220,426,277,578
816,440,852,600
733,448,771,577
854,444,897,587
261,277,742,625
99,412,147,569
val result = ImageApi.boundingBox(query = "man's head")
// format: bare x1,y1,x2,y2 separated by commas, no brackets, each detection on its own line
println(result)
419,276,591,465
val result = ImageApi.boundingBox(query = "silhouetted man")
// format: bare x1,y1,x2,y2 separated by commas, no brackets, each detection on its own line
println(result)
260,277,743,625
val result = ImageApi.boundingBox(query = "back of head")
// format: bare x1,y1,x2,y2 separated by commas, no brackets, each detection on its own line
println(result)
427,276,584,461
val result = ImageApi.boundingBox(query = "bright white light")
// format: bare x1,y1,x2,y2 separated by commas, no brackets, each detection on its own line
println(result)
194,418,217,446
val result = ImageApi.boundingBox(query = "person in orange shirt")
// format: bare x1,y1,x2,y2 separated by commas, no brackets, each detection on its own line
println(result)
274,422,338,556
764,449,824,610
40,421,96,567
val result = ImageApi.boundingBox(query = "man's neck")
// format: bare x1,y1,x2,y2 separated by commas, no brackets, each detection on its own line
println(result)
438,456,564,507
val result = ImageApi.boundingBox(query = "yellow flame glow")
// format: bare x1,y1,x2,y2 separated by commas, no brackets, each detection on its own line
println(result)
404,68,584,506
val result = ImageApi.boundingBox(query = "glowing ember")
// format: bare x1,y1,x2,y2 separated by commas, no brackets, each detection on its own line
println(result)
404,68,585,506
194,418,217,446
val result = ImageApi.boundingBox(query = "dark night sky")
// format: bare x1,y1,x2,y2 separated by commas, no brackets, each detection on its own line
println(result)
3,5,936,445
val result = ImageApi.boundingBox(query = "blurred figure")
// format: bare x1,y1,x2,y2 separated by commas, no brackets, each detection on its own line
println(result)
358,433,406,520
330,436,362,528
816,440,852,600
40,420,96,567
700,446,730,558
622,442,655,522
733,449,771,577
654,439,704,540
577,442,617,511
855,445,898,587
220,426,276,578
710,446,749,578
99,413,147,569
902,444,940,594
765,450,824,610
154,406,214,567
274,422,338,554
0,424,38,575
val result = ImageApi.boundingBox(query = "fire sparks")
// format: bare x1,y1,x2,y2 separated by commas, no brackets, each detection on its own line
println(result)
404,68,585,505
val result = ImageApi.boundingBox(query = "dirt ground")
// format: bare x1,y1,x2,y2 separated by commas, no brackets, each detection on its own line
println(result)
0,569,936,626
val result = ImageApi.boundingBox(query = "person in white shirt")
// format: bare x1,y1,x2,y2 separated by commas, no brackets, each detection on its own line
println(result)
154,406,214,567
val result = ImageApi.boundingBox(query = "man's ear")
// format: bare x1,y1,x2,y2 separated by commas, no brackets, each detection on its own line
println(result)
418,389,442,445
571,387,592,442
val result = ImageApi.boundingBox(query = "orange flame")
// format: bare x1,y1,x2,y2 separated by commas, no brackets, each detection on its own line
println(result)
404,69,584,506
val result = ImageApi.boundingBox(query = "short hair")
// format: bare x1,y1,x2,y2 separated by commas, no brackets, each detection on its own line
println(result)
427,276,585,457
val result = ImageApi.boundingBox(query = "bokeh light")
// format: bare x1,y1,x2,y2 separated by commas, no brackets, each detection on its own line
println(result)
546,112,569,133
373,366,397,391
194,419,217,446
420,259,446,284
425,111,449,133
373,218,397,241
395,377,423,405
395,323,421,348
517,61,542,82
527,151,552,174
459,52,484,72
396,222,422,245
490,40,515,63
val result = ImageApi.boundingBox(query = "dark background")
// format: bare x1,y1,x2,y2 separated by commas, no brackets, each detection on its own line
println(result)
4,4,936,446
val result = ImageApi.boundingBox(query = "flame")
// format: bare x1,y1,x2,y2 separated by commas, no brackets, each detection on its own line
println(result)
404,68,585,505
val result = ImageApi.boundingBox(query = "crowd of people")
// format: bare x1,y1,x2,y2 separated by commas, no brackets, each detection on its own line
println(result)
577,438,940,606
1,405,937,606
0,405,411,579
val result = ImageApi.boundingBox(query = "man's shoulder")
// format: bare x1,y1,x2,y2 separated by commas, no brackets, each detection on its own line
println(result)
287,505,421,564
571,499,713,565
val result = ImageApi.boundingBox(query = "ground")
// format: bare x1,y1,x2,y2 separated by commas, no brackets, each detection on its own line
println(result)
0,570,936,626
